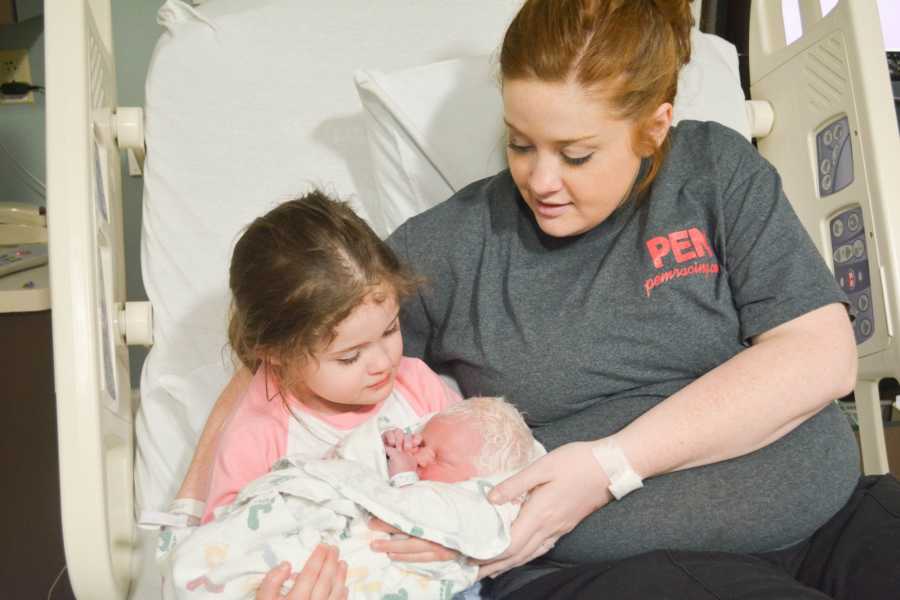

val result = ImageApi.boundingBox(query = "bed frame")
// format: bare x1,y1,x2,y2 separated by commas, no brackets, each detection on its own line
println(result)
747,1,900,476
46,1,133,599
43,0,900,597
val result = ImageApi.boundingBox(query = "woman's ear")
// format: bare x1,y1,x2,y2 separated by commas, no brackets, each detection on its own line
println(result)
648,102,674,146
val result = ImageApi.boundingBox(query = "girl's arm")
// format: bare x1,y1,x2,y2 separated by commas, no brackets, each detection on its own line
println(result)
174,366,252,502
480,302,856,577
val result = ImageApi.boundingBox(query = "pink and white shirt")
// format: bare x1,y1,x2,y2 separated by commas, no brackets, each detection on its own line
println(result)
203,357,460,522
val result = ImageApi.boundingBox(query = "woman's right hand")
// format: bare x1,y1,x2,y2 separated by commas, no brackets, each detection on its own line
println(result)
477,441,612,578
255,545,348,600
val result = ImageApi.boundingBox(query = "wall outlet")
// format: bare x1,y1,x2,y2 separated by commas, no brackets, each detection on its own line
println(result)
0,49,34,105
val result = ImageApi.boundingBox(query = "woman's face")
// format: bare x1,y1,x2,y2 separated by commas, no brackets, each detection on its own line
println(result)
502,77,646,237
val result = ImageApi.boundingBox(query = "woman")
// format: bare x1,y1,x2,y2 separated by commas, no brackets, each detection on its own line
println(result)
180,1,900,598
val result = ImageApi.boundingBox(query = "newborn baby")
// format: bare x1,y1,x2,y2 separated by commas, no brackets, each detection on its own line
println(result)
160,397,543,600
383,396,536,486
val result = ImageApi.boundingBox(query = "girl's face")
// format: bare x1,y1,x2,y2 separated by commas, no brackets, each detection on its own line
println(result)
502,77,664,237
287,291,403,414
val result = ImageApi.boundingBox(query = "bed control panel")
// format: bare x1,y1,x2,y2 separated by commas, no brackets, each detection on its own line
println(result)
816,116,854,197
830,206,873,344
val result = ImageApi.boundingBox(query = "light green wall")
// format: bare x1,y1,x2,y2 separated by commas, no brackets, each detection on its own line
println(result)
0,16,45,206
0,2,163,384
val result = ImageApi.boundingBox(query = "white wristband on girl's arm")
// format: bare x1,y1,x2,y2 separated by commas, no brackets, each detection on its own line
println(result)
591,441,643,500
168,498,207,522
137,498,206,530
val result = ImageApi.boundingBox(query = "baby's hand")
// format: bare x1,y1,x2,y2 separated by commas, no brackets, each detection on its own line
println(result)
383,428,423,477
385,445,419,477
381,428,422,452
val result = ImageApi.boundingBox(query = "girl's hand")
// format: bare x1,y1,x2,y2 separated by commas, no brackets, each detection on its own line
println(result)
476,442,612,579
255,545,348,600
368,518,460,562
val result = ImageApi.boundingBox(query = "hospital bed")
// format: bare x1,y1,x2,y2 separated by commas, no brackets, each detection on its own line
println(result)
42,0,900,598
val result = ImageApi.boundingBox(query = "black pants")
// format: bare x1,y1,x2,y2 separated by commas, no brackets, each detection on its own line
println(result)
487,475,900,599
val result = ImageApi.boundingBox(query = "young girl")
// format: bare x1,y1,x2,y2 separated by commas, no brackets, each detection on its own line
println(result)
202,190,461,523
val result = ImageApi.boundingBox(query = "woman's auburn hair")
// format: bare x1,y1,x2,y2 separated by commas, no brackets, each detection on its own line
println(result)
500,0,694,197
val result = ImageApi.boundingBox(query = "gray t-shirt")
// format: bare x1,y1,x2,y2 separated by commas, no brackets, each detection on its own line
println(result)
386,121,859,586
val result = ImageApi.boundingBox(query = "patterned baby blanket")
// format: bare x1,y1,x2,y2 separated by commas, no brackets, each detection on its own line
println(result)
158,418,531,599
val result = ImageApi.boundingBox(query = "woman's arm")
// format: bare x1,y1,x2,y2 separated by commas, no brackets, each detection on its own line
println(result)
174,366,252,501
616,302,856,477
480,302,856,577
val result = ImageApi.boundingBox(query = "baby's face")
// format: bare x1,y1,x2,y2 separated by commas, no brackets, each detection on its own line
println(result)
413,415,482,483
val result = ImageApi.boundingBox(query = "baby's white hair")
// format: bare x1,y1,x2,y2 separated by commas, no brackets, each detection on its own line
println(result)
440,396,534,475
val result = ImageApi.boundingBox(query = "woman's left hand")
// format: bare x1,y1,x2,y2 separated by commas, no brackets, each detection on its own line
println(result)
368,518,460,562
476,441,612,579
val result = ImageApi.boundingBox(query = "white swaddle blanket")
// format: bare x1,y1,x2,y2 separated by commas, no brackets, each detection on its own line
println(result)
159,416,539,599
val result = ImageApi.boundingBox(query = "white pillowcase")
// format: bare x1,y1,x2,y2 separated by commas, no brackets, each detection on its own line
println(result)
355,55,508,236
673,30,750,139
355,30,750,236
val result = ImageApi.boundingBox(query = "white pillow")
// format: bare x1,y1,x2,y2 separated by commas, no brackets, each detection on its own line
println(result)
673,29,750,139
355,55,508,236
355,30,750,236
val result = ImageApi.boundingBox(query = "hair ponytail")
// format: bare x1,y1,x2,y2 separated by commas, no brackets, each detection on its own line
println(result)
650,0,694,67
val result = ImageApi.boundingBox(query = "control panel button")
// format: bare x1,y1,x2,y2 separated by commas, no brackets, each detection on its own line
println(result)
859,319,872,337
833,244,854,264
831,219,844,238
834,121,846,141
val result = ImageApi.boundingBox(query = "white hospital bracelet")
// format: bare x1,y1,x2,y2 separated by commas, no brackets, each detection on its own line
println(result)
390,471,420,487
591,442,643,500
168,498,206,522
137,510,190,530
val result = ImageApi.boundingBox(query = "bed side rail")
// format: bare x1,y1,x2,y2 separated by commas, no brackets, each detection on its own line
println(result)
46,0,151,597
749,0,900,474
